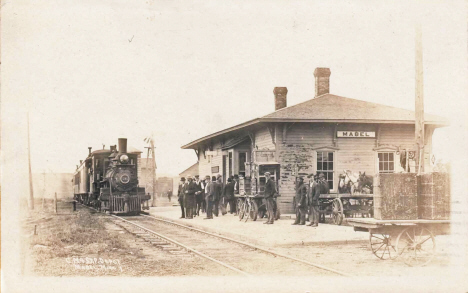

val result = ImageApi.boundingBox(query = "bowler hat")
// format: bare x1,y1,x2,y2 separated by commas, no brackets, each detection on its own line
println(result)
264,172,271,176
307,173,315,178
181,177,186,181
319,173,325,178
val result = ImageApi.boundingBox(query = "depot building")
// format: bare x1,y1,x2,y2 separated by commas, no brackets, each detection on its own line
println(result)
181,68,448,214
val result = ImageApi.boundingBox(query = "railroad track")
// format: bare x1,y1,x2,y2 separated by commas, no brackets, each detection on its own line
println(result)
81,204,353,277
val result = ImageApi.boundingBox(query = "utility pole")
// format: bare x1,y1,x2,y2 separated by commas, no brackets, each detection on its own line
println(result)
144,136,157,207
415,24,425,175
27,112,34,210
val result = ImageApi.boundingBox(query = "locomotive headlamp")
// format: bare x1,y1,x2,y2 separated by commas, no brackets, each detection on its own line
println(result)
120,154,129,164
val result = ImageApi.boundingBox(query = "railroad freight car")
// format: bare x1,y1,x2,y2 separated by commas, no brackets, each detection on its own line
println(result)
73,138,150,214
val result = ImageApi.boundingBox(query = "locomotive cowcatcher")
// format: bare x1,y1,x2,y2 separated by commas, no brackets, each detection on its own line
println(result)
73,138,150,214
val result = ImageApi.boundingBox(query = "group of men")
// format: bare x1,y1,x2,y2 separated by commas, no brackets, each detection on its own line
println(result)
292,173,329,227
177,174,239,220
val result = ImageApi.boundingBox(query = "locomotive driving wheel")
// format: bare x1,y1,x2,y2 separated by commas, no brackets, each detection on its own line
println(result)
331,198,344,225
369,232,398,260
395,226,436,267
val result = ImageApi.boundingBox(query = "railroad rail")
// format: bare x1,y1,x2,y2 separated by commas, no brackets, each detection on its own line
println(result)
81,204,353,277
139,214,353,277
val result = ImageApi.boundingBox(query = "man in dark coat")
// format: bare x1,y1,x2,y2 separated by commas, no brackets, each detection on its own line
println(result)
184,175,197,219
204,175,214,219
263,172,276,224
223,178,235,214
177,177,186,219
292,177,307,225
194,175,205,217
213,174,223,216
231,175,239,214
167,190,172,202
308,173,329,227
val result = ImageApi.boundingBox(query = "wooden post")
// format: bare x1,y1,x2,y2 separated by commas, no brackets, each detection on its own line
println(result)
54,192,57,214
415,24,425,175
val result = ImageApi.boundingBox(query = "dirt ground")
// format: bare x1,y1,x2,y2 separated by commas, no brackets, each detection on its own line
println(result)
21,203,235,276
21,202,458,278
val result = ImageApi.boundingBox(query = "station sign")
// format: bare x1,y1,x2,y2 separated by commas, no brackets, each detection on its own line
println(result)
337,131,375,138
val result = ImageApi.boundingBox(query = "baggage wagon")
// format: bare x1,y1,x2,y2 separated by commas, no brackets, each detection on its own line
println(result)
347,218,451,266
316,193,373,225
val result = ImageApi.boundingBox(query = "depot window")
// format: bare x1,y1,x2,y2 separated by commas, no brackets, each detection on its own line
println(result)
317,151,334,190
378,152,394,173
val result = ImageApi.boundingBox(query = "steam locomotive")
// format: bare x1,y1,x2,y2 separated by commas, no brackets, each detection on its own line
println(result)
73,138,150,214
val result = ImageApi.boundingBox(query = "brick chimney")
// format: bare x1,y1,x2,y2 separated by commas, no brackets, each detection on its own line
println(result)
314,68,331,97
273,87,288,110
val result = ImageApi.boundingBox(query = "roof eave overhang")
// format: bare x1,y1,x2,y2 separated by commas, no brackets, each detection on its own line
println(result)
181,118,449,150
181,118,261,150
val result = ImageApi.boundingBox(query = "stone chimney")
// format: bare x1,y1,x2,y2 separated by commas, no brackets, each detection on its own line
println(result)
273,87,288,110
314,68,331,97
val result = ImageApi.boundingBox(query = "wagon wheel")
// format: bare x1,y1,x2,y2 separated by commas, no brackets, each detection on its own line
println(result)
369,232,398,260
238,199,245,220
395,226,436,267
331,198,344,225
250,200,258,221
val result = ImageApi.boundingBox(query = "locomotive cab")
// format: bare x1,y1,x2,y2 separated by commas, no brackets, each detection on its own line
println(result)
73,138,149,214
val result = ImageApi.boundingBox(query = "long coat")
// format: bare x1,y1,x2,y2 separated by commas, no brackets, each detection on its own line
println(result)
184,181,197,209
213,181,223,202
205,181,215,202
223,182,235,200
264,179,276,198
295,183,307,207
177,182,186,203
309,180,329,206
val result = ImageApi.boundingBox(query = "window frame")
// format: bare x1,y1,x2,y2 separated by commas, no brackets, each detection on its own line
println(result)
377,151,395,173
316,150,335,192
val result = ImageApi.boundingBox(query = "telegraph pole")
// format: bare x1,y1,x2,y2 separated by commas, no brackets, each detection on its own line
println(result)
27,112,34,210
415,24,425,175
144,136,157,207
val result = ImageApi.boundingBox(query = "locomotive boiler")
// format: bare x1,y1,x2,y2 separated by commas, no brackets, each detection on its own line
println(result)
73,138,150,214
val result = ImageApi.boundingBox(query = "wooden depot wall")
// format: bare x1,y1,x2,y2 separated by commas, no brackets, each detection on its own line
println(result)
195,122,436,214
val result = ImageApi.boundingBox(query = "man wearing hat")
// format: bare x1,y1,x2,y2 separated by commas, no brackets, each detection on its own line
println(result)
184,175,197,219
263,172,276,224
308,173,329,227
292,176,307,225
204,175,214,219
177,177,186,219
194,175,204,217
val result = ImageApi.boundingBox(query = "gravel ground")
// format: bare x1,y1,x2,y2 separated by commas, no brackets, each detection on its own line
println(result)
21,205,235,276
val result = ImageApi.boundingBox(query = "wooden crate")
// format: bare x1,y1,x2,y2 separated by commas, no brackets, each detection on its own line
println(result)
417,173,450,220
373,173,418,220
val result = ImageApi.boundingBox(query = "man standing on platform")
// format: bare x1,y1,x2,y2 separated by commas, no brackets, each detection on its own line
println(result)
177,177,186,219
204,175,214,219
231,175,239,214
263,172,276,225
214,174,225,216
308,173,329,227
223,177,235,215
184,175,197,219
292,177,307,225
194,175,204,217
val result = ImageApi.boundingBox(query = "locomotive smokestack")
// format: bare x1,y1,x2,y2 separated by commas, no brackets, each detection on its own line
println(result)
118,138,127,154
88,147,92,155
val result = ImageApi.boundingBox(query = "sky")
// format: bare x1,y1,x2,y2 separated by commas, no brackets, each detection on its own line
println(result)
2,0,467,177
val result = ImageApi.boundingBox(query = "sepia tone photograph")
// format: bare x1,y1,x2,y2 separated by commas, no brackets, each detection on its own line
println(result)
2,1,467,292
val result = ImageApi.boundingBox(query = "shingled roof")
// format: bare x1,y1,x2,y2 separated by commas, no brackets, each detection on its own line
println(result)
262,94,447,123
182,93,448,149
